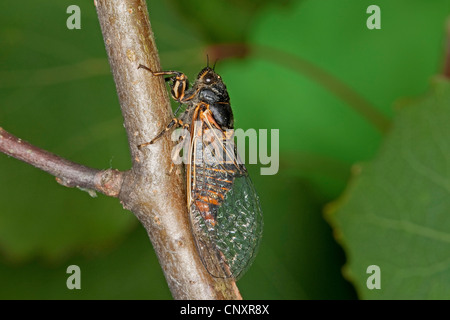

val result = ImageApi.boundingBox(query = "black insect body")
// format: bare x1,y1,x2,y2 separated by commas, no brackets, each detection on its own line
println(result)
138,64,263,280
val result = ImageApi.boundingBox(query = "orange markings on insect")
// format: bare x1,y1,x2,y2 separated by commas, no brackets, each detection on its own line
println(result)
197,195,219,206
137,63,263,280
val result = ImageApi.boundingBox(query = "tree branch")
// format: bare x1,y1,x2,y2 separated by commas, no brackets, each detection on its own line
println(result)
0,127,123,197
94,0,241,299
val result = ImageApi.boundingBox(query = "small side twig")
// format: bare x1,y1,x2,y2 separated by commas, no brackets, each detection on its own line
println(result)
0,127,123,197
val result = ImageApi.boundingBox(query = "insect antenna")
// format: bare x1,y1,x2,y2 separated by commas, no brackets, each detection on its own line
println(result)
205,53,219,71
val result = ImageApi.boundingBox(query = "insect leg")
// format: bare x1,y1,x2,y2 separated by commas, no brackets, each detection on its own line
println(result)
173,102,183,117
138,118,184,149
138,64,189,102
138,64,184,78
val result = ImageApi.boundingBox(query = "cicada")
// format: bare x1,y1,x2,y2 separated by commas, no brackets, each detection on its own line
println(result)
138,63,263,280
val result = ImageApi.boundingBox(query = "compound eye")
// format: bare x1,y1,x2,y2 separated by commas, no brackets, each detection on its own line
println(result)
204,73,214,84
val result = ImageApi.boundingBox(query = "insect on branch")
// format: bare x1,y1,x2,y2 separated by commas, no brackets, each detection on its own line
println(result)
0,0,245,300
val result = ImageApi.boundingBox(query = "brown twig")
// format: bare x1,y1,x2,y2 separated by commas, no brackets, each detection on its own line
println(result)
0,127,123,197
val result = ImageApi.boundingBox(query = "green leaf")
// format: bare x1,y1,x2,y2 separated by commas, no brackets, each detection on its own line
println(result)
327,78,450,299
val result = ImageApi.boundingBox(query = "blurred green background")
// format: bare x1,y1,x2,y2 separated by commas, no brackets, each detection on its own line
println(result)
0,0,449,299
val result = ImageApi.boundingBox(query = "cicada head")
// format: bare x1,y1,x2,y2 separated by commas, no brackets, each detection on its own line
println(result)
193,67,233,129
197,67,221,85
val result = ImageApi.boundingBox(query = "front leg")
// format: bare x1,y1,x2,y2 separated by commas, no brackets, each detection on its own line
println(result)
138,118,183,149
138,64,189,103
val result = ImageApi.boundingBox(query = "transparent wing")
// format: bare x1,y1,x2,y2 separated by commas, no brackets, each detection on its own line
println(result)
213,168,263,279
188,117,263,280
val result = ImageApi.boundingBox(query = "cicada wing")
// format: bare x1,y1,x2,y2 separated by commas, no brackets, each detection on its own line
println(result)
188,117,263,279
213,168,263,280
189,203,233,279
187,119,233,278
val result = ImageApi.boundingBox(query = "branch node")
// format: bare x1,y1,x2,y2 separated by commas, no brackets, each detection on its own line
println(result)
95,169,124,197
